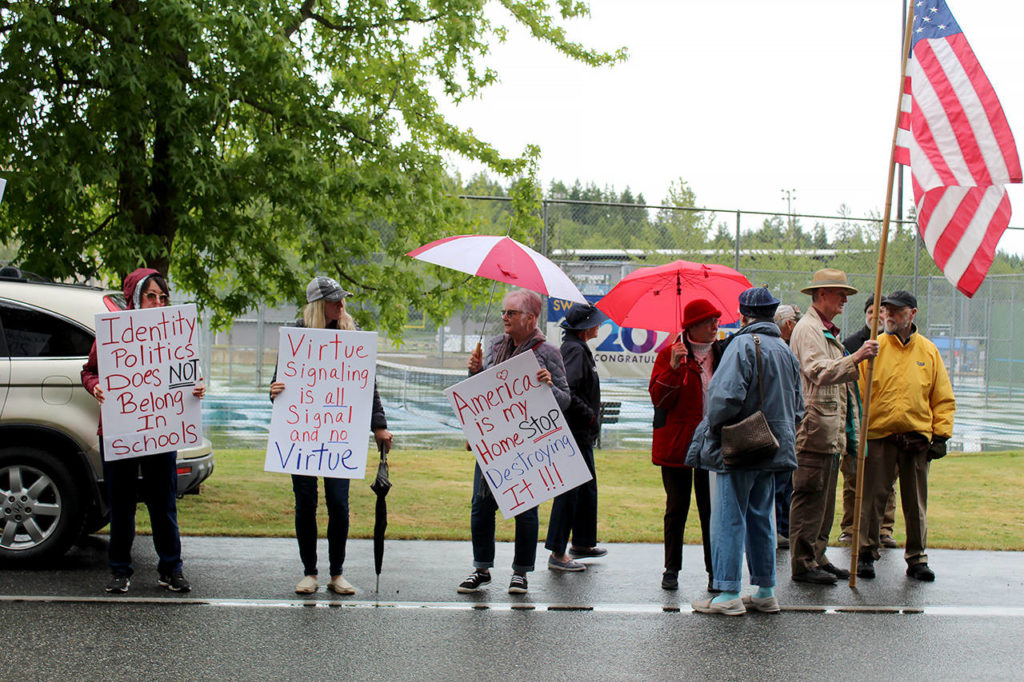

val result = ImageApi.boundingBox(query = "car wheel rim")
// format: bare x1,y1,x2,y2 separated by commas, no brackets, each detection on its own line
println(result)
0,464,62,551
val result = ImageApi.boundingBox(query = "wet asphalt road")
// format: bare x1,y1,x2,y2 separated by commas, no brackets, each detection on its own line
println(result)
1,537,1022,680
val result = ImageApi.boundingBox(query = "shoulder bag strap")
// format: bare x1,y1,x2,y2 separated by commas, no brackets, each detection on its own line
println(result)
752,334,765,409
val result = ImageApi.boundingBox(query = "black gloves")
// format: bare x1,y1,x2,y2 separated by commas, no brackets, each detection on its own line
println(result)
927,436,948,461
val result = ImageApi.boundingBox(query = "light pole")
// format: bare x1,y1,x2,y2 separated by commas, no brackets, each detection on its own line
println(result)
780,188,797,233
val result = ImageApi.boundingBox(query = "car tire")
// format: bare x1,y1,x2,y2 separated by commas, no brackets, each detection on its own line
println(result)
0,446,84,563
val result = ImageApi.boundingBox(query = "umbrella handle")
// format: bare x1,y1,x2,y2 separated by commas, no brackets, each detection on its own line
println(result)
378,439,388,464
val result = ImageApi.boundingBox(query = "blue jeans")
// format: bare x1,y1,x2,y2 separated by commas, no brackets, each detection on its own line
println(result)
774,471,793,538
292,475,350,576
471,464,538,573
103,450,182,578
711,469,777,593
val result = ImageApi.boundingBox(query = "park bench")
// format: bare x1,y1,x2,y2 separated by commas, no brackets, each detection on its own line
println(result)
596,400,621,449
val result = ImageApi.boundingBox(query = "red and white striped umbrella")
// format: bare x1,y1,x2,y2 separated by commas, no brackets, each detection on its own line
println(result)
407,235,587,304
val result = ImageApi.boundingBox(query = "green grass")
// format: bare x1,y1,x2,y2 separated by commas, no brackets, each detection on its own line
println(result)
129,449,1024,550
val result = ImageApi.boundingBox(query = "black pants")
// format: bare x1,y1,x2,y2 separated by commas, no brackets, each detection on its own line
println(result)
292,475,350,576
662,466,712,576
545,442,598,553
103,450,181,578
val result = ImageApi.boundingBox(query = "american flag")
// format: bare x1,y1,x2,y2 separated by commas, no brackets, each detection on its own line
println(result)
895,0,1021,297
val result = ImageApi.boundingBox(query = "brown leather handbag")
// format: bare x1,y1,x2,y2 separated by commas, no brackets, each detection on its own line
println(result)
721,335,780,468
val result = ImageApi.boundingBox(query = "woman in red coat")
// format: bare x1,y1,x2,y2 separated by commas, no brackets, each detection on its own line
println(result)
649,299,722,591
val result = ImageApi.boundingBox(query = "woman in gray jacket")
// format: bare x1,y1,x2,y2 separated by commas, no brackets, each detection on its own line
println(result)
686,287,803,616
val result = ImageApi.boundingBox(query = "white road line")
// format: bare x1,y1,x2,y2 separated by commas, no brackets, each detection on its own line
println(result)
2,594,1023,616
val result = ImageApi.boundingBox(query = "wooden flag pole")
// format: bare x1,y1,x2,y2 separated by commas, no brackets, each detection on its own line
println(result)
849,6,915,588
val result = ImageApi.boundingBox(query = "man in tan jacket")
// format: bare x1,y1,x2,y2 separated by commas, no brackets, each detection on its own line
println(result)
789,269,878,585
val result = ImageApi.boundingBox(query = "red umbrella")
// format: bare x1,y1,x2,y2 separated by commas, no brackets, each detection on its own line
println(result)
596,260,751,333
407,235,587,304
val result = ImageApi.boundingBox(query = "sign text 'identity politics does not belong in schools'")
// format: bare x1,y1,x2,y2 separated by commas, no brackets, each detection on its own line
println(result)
446,352,592,519
95,304,202,460
265,327,378,479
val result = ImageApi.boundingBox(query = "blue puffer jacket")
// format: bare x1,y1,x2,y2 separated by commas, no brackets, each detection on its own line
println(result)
685,321,804,473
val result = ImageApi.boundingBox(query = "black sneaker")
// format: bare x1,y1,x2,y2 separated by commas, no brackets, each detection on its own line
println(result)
105,574,130,594
907,563,936,582
457,570,491,594
508,574,528,594
661,571,678,591
159,572,192,592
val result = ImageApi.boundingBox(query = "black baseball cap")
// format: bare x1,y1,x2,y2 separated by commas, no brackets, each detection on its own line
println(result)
881,290,917,308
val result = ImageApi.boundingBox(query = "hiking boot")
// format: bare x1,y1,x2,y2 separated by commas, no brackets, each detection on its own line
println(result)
457,571,491,594
105,574,130,594
159,572,191,593
661,571,678,591
819,563,851,579
857,559,876,579
295,575,319,594
792,568,837,585
508,574,528,594
907,563,936,582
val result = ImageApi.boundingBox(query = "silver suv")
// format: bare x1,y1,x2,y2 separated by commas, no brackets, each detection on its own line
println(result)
0,269,215,563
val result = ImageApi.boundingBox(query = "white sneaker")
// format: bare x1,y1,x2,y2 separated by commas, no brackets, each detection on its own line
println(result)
742,593,781,613
295,575,318,594
327,575,356,595
691,596,746,616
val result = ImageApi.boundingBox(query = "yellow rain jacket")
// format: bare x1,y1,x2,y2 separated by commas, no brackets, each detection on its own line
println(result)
858,327,955,441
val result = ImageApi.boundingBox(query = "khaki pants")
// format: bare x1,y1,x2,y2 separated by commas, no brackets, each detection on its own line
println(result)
789,451,840,575
858,439,930,565
840,450,896,537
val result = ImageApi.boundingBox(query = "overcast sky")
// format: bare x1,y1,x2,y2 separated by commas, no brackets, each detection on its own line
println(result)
440,0,1024,253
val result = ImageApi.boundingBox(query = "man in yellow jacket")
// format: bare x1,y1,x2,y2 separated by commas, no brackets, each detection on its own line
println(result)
856,290,955,582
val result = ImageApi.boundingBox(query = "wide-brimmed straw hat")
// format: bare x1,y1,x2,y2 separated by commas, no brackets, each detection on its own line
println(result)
800,268,858,295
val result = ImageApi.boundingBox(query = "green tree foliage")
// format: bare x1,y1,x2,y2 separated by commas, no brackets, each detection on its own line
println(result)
653,178,711,249
0,1,624,333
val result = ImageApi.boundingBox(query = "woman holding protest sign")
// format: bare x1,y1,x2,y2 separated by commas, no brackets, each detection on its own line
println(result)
269,276,392,596
458,289,571,596
82,268,205,594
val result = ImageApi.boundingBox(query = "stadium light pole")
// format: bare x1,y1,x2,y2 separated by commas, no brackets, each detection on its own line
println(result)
781,188,797,233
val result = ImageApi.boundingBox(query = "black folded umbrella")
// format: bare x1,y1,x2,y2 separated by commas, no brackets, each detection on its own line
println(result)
369,441,391,593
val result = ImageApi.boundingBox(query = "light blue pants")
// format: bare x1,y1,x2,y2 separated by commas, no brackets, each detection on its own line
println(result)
711,469,777,593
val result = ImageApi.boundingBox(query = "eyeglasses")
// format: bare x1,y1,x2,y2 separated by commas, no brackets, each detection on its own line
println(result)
144,292,171,304
501,309,524,318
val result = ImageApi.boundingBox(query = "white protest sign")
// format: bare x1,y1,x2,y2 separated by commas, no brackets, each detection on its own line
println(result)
95,304,202,460
446,351,592,519
265,327,378,479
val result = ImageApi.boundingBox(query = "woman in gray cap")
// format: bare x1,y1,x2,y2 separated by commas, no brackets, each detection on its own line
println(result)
544,303,608,572
270,276,392,595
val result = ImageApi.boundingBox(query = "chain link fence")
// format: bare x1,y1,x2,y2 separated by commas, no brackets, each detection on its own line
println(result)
203,196,1024,452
